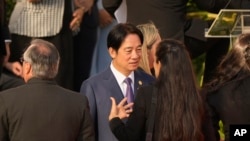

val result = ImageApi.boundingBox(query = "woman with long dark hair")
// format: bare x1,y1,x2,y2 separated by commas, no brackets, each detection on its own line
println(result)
109,39,215,141
204,33,250,141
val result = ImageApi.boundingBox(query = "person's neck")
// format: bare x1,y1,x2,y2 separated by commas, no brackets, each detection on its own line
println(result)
111,62,133,77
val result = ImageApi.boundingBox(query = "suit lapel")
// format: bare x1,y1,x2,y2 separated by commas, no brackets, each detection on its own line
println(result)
134,70,145,96
103,68,124,102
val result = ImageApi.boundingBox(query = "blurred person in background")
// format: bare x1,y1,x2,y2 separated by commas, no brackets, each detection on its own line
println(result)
0,0,24,91
136,22,161,76
8,0,93,90
73,0,98,91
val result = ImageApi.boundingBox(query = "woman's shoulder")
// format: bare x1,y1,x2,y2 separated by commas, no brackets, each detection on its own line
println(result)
137,85,155,96
218,74,250,91
136,85,157,106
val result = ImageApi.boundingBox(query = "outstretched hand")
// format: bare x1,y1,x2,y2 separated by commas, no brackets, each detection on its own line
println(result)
109,97,134,121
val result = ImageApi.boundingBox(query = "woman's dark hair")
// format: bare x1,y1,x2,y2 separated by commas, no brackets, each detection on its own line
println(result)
206,33,250,90
154,39,204,141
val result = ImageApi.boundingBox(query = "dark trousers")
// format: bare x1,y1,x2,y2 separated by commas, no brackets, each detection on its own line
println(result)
73,5,99,92
73,25,98,92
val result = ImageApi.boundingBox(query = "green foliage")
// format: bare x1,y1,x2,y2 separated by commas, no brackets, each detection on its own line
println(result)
192,54,205,86
187,0,201,13
187,0,207,86
219,120,225,140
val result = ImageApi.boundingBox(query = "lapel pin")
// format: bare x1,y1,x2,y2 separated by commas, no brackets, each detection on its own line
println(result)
138,80,142,86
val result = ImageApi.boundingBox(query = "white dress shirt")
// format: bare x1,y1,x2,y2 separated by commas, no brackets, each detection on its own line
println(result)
110,62,134,97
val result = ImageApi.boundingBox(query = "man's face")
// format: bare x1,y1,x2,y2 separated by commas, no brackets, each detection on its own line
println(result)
109,34,142,76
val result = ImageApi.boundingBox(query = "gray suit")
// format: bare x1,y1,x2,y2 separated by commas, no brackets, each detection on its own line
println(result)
80,67,155,141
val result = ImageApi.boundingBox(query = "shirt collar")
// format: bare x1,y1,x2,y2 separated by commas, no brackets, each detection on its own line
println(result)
110,62,134,85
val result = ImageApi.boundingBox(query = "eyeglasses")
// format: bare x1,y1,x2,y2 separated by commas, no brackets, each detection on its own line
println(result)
20,57,25,63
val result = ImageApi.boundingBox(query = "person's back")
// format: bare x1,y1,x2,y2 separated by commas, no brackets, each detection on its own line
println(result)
206,74,250,141
0,80,94,141
205,33,250,141
0,39,94,141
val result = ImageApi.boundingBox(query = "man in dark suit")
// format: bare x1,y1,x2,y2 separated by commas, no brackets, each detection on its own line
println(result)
80,23,155,141
0,39,95,141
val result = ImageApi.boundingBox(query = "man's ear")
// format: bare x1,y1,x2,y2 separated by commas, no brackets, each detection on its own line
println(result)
108,47,116,59
24,62,32,75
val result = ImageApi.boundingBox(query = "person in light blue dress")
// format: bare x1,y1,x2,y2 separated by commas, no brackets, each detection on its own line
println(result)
90,0,127,75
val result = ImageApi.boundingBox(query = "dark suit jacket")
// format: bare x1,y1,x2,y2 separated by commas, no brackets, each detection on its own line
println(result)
110,85,216,141
0,78,95,141
109,85,154,141
103,0,228,40
80,67,155,141
206,73,250,141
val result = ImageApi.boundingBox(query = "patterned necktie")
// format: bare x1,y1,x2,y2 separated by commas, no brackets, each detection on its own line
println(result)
124,77,134,103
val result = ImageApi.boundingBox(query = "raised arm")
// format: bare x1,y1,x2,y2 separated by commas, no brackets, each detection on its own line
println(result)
102,0,122,18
